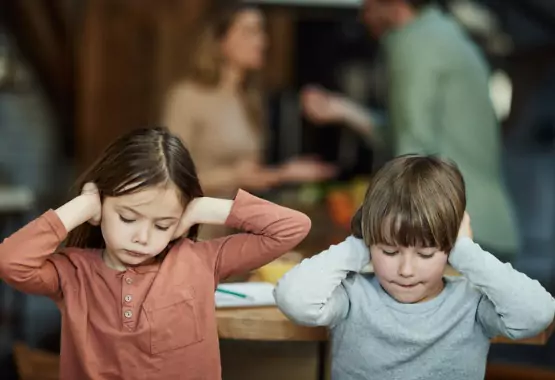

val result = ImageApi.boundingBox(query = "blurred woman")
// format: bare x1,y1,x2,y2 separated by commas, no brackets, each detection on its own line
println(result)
163,3,335,237
164,4,334,197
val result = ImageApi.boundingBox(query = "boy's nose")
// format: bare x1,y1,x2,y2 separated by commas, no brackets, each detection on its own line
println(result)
398,256,415,278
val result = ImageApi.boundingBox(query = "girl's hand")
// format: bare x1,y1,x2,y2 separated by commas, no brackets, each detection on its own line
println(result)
81,182,102,226
55,182,102,232
457,211,473,240
172,198,202,239
172,197,234,240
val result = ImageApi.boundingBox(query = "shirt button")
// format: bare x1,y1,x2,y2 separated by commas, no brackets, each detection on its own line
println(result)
124,295,132,303
125,277,133,285
124,310,133,318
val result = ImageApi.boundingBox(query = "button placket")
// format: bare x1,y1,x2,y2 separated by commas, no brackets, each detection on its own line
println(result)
122,275,135,326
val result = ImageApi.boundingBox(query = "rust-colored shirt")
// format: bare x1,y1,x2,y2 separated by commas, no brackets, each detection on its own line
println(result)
0,190,310,380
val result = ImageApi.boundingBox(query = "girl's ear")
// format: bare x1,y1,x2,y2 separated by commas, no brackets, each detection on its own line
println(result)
351,206,363,239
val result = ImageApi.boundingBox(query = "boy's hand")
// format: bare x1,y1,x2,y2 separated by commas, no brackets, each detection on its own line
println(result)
458,211,473,240
81,182,102,226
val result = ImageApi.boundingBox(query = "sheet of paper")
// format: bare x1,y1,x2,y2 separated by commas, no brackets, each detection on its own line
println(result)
215,282,276,308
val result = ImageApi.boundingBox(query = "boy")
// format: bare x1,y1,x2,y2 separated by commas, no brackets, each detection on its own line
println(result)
275,155,554,380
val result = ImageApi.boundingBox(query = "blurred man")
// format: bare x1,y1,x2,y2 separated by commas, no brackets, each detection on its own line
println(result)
302,0,519,260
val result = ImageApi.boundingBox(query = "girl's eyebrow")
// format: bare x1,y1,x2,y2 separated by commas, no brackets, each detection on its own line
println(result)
117,205,179,221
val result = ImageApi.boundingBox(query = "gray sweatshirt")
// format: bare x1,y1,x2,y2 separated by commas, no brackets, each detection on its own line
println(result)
274,236,555,380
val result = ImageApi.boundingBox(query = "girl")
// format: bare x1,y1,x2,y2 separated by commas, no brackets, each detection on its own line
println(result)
0,127,311,380
274,155,554,380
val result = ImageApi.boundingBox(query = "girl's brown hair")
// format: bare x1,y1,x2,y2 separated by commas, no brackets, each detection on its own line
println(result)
66,127,204,249
351,154,466,252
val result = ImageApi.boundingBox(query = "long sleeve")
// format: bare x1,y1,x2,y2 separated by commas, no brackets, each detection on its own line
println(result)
0,210,66,298
449,237,555,339
386,36,440,156
194,190,311,282
274,236,369,327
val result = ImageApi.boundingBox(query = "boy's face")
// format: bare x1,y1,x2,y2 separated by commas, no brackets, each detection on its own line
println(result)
370,244,448,303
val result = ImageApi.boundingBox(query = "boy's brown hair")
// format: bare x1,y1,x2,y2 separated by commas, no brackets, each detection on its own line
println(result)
351,155,466,252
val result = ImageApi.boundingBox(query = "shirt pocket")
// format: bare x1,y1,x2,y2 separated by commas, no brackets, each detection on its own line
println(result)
142,286,203,354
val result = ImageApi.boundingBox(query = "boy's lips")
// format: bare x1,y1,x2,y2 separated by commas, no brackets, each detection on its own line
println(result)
395,282,419,288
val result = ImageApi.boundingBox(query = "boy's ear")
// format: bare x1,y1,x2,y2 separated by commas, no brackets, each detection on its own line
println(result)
351,206,364,239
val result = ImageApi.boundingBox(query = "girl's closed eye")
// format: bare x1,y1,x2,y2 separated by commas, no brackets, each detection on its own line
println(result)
418,252,436,259
119,215,135,224
155,225,171,232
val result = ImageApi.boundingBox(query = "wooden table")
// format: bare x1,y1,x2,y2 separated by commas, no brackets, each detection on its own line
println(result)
217,307,327,342
217,307,329,380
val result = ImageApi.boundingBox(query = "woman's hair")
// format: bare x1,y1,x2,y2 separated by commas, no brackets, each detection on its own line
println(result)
66,127,203,249
351,154,466,253
186,2,264,132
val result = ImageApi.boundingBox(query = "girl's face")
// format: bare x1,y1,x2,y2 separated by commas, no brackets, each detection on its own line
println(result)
370,244,448,304
100,184,185,270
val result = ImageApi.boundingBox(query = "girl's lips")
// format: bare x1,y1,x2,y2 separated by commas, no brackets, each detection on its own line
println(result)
125,250,148,257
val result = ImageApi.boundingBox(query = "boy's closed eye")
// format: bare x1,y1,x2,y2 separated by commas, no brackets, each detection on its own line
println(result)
416,247,439,259
382,249,399,256
380,246,438,259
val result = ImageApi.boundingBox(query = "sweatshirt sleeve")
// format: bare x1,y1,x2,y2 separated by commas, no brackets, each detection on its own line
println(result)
274,236,370,327
449,237,555,339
